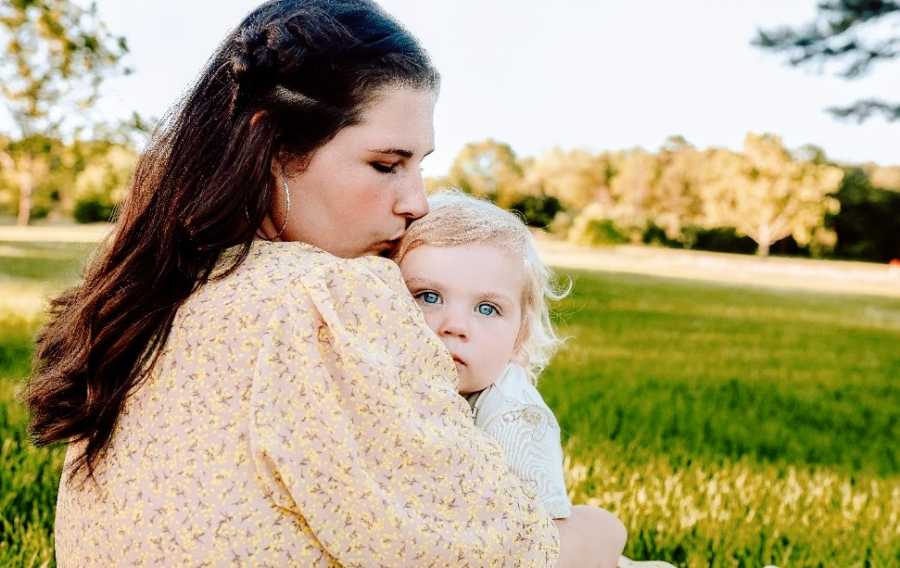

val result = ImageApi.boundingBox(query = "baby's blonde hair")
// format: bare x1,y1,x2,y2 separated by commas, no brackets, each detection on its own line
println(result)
393,189,570,384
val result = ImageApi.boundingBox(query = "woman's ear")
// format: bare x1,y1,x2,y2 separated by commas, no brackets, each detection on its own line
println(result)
270,157,283,181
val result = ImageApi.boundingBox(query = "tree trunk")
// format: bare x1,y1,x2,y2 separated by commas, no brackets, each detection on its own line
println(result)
756,223,771,256
16,175,33,226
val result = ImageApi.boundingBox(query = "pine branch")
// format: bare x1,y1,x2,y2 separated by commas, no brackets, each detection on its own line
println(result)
827,98,900,121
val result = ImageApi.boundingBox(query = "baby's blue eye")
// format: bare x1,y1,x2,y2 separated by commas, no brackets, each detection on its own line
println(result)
417,291,441,304
476,303,498,316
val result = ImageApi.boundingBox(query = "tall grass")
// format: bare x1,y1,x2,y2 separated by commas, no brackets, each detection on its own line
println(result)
543,271,900,476
0,241,85,567
539,270,900,566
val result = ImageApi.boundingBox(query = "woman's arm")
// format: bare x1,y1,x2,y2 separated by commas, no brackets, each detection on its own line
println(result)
249,256,561,565
555,505,627,568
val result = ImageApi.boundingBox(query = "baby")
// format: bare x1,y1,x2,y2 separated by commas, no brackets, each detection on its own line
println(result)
393,189,572,518
393,190,675,568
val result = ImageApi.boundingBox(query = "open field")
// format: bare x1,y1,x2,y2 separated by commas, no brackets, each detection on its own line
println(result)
5,223,899,297
0,233,898,567
545,268,899,566
535,236,900,299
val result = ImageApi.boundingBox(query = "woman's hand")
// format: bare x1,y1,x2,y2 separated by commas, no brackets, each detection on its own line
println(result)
553,505,627,568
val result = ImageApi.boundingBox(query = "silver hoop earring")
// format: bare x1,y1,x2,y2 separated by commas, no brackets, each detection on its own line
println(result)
272,177,291,240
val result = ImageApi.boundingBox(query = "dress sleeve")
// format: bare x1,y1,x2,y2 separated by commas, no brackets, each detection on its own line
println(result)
248,255,559,567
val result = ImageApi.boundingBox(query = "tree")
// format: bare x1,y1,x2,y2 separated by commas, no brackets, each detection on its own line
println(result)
0,134,72,222
522,148,614,212
446,139,525,207
865,163,900,189
754,1,900,122
702,134,845,256
604,149,658,238
649,143,709,240
828,167,900,261
72,143,137,222
0,0,129,224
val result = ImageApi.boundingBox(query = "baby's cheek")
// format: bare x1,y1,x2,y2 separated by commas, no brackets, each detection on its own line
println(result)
420,310,442,336
466,359,502,392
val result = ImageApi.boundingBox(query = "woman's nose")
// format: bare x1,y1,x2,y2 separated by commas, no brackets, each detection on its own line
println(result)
394,172,429,220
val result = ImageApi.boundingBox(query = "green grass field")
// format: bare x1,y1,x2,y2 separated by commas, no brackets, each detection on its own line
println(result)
1,239,898,567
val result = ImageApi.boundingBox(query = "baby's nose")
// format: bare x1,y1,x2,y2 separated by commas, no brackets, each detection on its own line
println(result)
439,310,469,339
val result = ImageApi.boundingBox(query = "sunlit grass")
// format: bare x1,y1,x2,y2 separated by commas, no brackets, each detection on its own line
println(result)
0,314,63,568
566,452,898,567
1,238,898,566
542,270,900,475
0,241,86,567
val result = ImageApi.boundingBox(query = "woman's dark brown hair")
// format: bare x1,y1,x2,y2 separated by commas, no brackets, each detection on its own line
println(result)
25,0,439,478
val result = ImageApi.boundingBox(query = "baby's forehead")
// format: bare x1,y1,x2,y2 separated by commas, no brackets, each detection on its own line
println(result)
400,242,527,299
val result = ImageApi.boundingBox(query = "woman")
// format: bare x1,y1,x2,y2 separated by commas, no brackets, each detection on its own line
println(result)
26,1,625,565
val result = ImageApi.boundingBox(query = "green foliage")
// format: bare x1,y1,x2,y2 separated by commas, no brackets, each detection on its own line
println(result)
678,226,758,255
0,241,92,283
701,134,844,256
446,138,525,207
566,454,897,567
449,135,854,260
72,197,114,223
0,0,130,225
523,148,614,211
508,193,562,228
828,167,900,262
1,315,64,568
71,144,135,223
0,0,130,136
0,136,135,223
548,134,846,257
570,216,630,246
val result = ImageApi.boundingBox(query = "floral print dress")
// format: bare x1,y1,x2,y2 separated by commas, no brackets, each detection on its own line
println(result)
54,240,559,567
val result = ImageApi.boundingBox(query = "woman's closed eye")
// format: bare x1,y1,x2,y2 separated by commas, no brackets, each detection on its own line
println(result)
414,290,442,305
371,161,399,174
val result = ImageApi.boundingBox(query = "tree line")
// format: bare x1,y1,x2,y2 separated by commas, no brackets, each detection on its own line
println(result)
1,0,898,264
0,133,136,224
429,135,900,262
2,127,897,263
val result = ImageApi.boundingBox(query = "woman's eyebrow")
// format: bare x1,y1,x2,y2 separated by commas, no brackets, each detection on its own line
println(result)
369,148,435,159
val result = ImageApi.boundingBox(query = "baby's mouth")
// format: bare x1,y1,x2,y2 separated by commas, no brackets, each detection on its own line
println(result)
451,355,467,366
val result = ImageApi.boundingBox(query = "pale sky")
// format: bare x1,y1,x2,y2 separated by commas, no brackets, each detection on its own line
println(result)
7,1,900,176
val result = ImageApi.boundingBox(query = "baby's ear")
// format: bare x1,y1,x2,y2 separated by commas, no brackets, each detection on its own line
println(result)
511,318,529,366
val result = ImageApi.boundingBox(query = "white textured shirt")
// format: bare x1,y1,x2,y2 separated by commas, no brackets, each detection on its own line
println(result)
467,364,573,519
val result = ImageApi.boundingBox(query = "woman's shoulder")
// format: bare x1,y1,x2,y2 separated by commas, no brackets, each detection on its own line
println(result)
209,240,405,302
252,240,400,282
193,240,418,342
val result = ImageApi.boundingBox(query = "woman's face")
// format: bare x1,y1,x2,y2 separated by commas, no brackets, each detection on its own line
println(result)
272,86,436,258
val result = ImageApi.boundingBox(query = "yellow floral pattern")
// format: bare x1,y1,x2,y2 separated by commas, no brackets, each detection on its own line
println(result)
54,240,559,567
